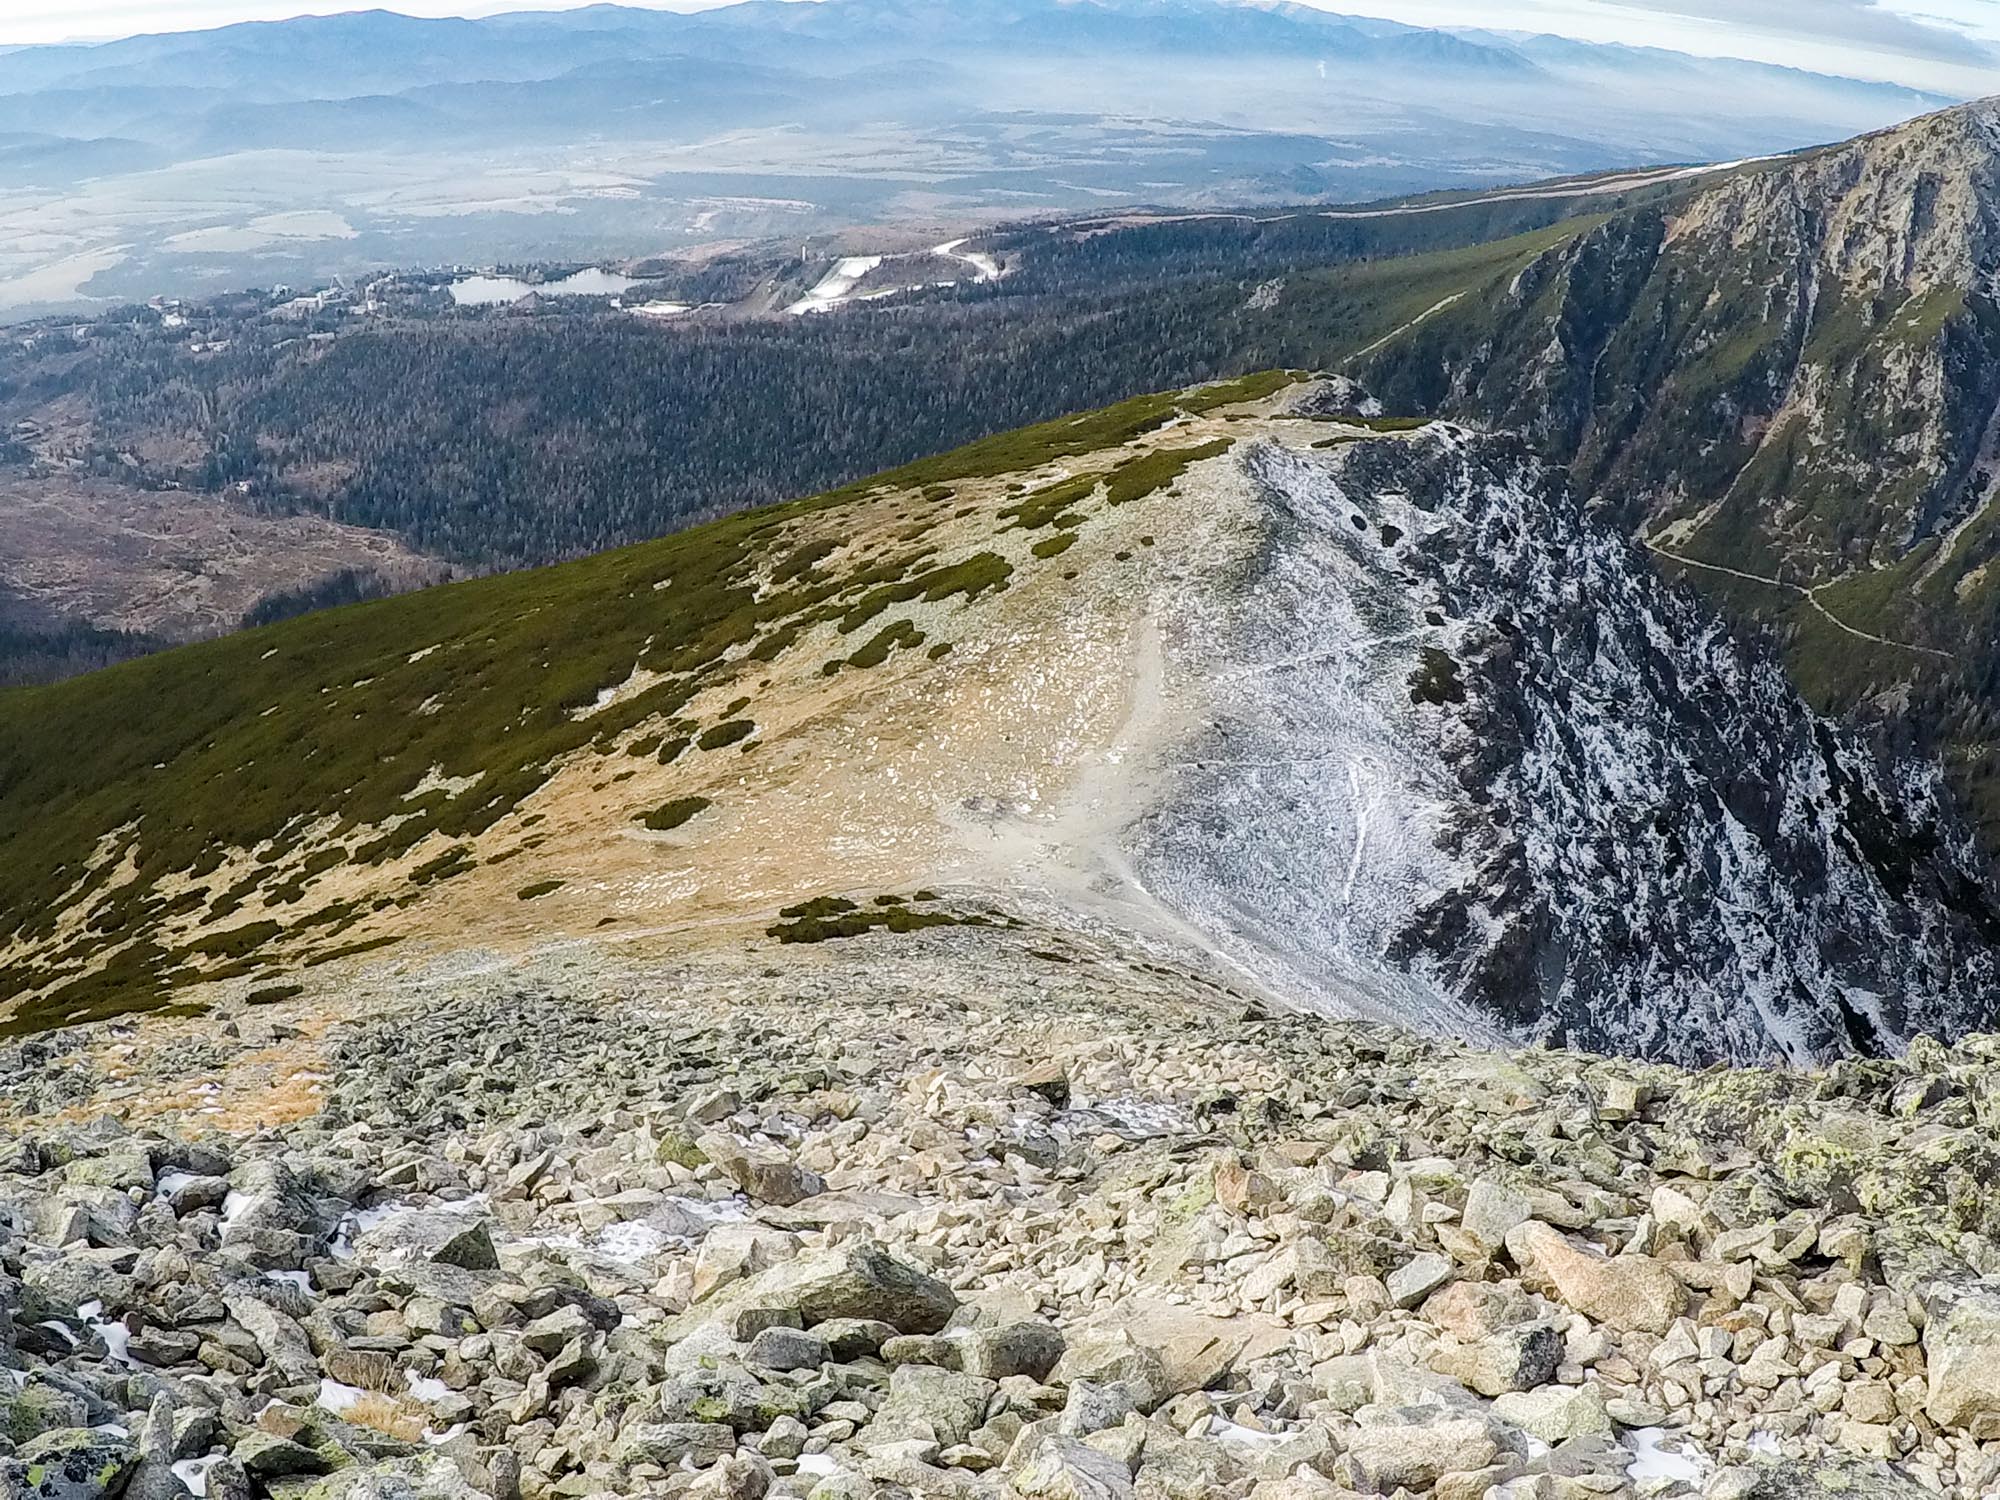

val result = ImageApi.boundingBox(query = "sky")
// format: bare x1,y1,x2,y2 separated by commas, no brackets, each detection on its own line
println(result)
1,0,1996,95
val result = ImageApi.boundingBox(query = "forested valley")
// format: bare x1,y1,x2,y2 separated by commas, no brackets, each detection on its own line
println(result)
0,193,1604,572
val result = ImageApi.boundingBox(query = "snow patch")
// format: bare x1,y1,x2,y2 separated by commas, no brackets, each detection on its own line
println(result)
786,256,883,315
405,1370,453,1404
1625,1427,1709,1484
317,1378,368,1414
1206,1418,1287,1446
173,1457,226,1497
402,766,483,801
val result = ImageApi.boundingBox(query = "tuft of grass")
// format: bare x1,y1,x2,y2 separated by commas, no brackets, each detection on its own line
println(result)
837,553,1014,633
183,921,283,958
304,934,397,967
1001,474,1097,531
779,895,858,919
637,797,711,832
516,879,565,900
768,906,968,944
697,720,754,751
1104,439,1233,506
341,1393,427,1443
409,845,475,886
847,620,926,669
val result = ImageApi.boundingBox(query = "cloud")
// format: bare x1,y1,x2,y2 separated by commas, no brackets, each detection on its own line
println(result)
0,0,723,46
1308,0,1998,95
1599,0,1995,65
5,0,1998,96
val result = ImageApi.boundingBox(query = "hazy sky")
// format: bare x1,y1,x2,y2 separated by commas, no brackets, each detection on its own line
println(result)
4,0,1998,94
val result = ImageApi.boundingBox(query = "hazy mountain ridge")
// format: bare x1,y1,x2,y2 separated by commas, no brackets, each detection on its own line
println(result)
0,0,1952,320
0,2,1935,105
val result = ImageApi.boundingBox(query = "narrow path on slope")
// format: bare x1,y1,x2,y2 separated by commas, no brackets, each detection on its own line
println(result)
1345,292,1466,362
1316,156,1777,221
931,237,1001,282
1643,539,1954,660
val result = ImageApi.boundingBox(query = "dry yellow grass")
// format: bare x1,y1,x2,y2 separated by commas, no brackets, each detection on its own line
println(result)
341,1392,428,1442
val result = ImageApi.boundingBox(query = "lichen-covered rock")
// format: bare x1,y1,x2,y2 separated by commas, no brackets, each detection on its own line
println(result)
352,1210,498,1272
0,1429,136,1500
953,1320,1065,1381
694,1133,824,1207
1492,1382,1611,1442
615,1422,735,1467
867,1364,998,1449
0,1385,88,1445
1341,1416,1498,1494
1010,1434,1136,1500
711,1241,957,1335
1504,1220,1684,1334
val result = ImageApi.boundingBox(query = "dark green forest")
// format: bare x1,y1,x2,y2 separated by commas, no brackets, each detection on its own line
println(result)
0,199,1611,573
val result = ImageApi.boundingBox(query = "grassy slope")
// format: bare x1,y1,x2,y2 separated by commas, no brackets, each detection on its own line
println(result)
0,374,1301,1033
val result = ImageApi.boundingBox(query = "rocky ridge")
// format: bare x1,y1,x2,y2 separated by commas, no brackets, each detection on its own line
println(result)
1363,98,2000,587
7,376,1996,1066
1353,98,2000,833
6,935,2000,1500
1138,425,2000,1063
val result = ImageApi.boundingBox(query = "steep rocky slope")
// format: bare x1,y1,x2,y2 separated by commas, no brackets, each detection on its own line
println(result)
1354,99,2000,825
5,933,2000,1500
1140,430,2000,1063
3,375,1994,1064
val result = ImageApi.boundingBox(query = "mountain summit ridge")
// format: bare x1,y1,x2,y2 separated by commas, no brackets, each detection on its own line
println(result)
5,375,1994,1065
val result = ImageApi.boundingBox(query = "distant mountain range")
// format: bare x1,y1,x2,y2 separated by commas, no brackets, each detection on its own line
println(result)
0,0,1958,318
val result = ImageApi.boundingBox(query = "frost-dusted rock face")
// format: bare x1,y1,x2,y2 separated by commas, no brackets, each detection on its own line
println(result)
1136,428,2000,1064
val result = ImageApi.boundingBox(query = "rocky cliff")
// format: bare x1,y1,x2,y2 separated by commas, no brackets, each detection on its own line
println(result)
1136,425,2000,1063
1354,100,2000,828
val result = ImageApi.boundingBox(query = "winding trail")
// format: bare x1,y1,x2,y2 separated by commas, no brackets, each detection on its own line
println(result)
1317,156,1777,221
1643,539,1953,660
931,237,1002,283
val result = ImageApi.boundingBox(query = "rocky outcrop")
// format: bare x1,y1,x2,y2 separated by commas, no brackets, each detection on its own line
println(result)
1354,101,2000,849
1363,100,2000,589
1139,426,2000,1063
